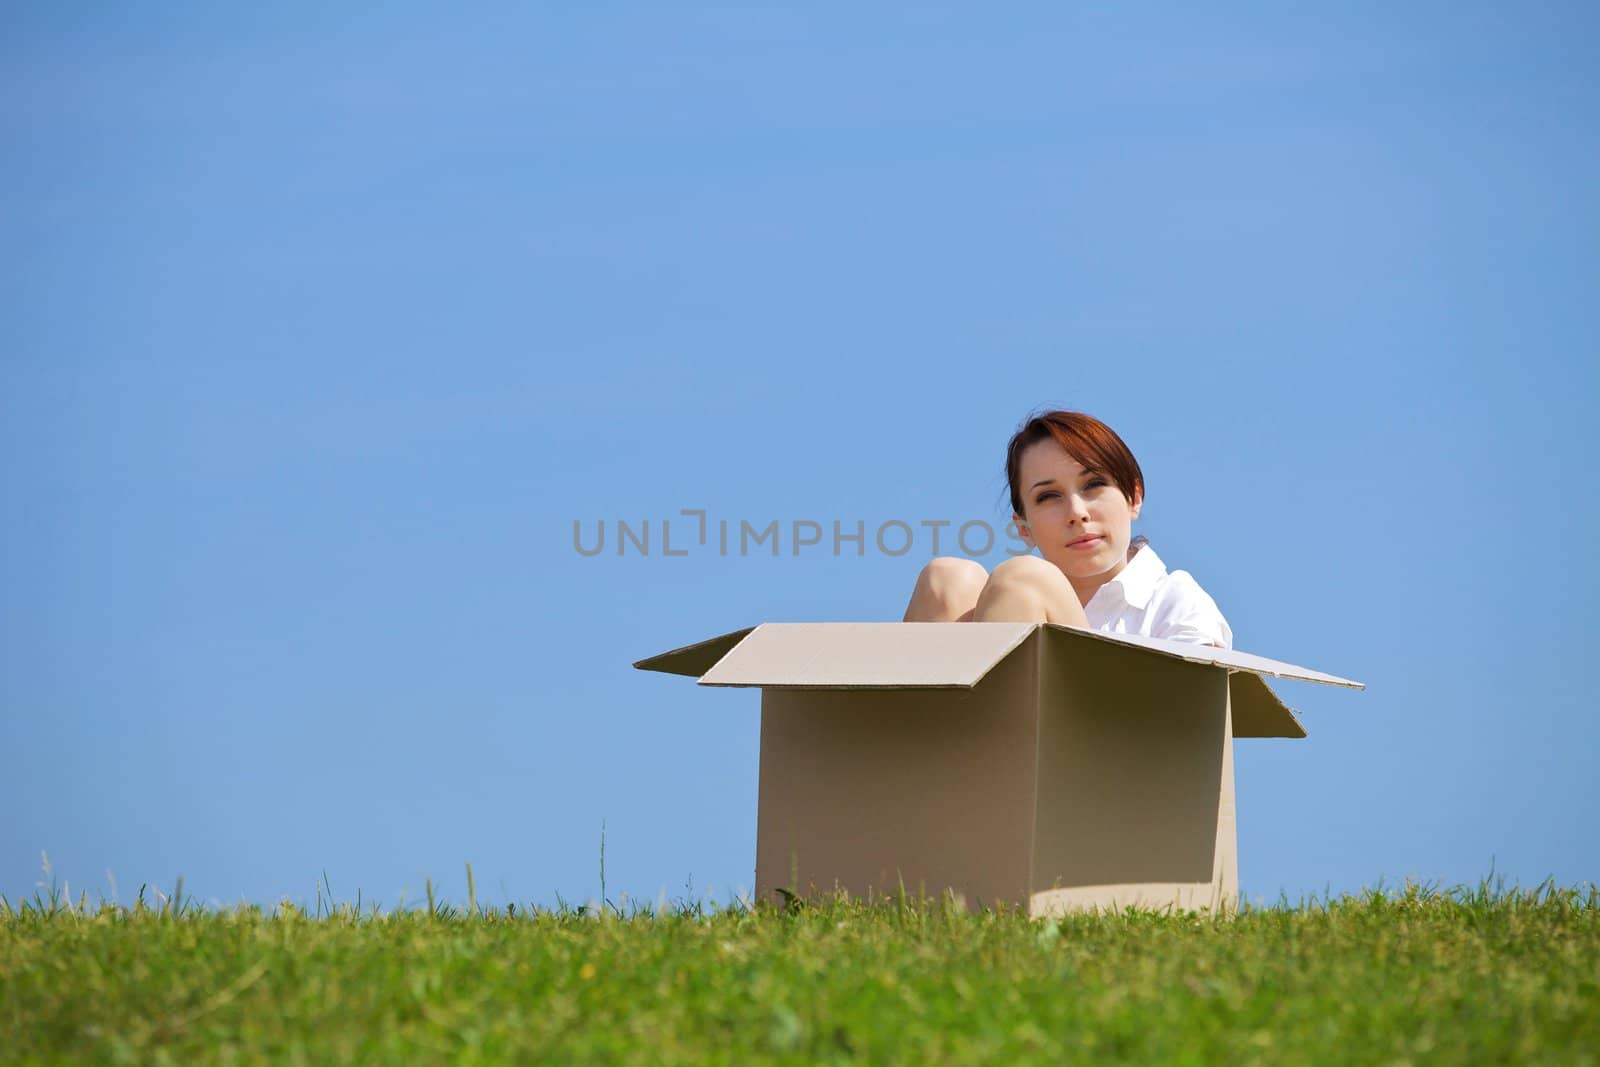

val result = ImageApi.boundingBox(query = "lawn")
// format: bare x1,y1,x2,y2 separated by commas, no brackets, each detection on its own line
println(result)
3,877,1597,1064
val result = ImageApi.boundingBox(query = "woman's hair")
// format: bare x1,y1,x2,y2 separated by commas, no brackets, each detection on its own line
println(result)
1005,410,1146,519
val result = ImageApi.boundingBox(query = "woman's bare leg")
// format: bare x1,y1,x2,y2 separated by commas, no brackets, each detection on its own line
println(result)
903,557,989,622
970,555,1089,626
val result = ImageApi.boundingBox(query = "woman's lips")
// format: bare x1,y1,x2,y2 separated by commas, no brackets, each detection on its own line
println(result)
1066,535,1104,550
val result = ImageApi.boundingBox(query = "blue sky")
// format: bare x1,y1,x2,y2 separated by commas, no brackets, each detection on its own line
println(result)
4,4,1596,911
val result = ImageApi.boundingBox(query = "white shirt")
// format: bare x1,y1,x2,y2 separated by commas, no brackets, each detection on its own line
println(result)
1083,545,1233,649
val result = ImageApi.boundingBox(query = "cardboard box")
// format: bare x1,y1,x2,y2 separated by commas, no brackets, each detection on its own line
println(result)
636,622,1361,916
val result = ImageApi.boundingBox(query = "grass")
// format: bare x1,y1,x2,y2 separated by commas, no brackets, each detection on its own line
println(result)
3,870,1598,1065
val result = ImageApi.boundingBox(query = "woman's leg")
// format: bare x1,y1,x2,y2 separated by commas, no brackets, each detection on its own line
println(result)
970,555,1089,626
903,557,990,622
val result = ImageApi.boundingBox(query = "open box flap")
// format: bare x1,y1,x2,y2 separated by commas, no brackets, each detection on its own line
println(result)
636,625,1361,716
1227,672,1308,738
632,627,756,678
696,622,1037,689
1042,624,1364,690
1038,626,1315,738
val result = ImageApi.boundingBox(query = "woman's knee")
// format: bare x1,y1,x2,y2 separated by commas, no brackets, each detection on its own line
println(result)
975,553,1084,625
919,556,988,597
985,553,1068,591
908,556,988,618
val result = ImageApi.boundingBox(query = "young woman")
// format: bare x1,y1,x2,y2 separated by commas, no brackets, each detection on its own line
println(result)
902,410,1232,648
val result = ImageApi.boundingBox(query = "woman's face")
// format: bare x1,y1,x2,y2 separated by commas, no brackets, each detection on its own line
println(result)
1014,438,1142,600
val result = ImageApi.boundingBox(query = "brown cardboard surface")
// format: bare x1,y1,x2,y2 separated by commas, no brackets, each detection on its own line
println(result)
1032,629,1229,894
639,623,1363,699
1042,624,1364,690
637,620,1360,916
699,622,1034,689
753,636,1039,909
631,627,755,677
1229,672,1307,739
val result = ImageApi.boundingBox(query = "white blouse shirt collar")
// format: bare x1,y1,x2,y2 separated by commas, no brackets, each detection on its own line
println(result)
1086,544,1165,613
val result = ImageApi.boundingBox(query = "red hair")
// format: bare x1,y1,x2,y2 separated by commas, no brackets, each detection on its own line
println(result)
1005,410,1145,518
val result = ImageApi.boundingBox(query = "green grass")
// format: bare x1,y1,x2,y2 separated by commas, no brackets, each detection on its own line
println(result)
3,874,1598,1065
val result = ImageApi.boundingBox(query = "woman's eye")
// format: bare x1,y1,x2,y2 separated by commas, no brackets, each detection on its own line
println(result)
1035,491,1058,503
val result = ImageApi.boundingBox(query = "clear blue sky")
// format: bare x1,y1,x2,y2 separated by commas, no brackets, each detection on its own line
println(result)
4,4,1596,911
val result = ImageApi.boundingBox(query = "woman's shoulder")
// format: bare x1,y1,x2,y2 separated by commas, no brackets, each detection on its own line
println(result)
1153,565,1218,603
1143,556,1232,649
1133,547,1218,606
